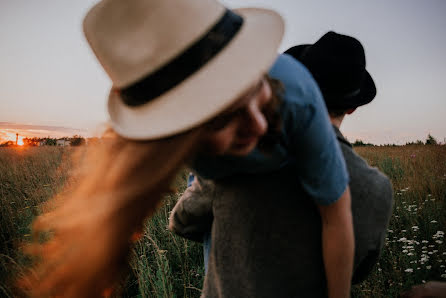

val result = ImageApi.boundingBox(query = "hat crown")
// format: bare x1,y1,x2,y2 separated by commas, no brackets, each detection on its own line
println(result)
83,0,225,87
285,31,376,109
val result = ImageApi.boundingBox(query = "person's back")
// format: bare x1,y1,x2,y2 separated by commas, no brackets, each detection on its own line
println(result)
333,126,393,282
201,168,328,297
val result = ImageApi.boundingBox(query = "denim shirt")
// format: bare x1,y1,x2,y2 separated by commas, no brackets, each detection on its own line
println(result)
191,54,348,205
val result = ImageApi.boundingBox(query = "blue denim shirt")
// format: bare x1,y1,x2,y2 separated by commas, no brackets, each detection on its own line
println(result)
191,54,348,205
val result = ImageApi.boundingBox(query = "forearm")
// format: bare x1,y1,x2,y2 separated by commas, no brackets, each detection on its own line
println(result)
319,187,354,298
321,213,354,298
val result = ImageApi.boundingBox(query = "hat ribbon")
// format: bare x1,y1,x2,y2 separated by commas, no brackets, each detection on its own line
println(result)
118,9,244,107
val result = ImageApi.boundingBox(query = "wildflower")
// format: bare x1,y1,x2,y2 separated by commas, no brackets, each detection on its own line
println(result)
405,268,413,273
426,266,432,269
436,240,443,244
442,274,446,279
403,250,408,253
402,230,407,233
388,229,393,233
441,265,445,268
398,237,407,242
422,240,429,243
407,253,414,256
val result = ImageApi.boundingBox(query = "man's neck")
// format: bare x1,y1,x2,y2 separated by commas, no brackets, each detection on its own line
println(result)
330,115,344,129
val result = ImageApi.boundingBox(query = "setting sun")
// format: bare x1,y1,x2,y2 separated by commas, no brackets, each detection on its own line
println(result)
17,138,24,146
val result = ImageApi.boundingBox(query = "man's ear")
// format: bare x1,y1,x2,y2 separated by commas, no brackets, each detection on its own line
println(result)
346,108,356,115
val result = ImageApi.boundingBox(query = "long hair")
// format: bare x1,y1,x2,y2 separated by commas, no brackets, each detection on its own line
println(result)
257,76,284,152
19,127,204,297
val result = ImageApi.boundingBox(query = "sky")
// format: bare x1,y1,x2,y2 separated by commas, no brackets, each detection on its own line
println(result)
0,0,445,145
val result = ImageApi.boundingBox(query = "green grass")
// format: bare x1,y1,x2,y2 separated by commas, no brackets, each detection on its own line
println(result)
0,145,445,297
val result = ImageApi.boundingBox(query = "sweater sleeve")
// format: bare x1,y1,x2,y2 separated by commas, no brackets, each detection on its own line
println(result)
169,175,214,242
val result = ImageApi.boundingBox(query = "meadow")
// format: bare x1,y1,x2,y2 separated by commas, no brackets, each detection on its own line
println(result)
0,145,445,297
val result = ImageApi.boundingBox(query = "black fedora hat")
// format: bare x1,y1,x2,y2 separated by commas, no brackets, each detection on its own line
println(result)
284,31,376,110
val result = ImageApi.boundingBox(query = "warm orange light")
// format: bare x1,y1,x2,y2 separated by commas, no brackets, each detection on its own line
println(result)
18,138,24,146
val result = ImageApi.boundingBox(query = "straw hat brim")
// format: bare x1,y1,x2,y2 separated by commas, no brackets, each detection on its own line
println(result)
108,8,284,140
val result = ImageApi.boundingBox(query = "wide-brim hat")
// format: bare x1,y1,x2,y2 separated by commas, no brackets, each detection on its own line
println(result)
83,0,284,140
284,31,376,110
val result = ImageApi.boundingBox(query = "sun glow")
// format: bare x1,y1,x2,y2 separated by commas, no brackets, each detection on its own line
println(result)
17,138,24,146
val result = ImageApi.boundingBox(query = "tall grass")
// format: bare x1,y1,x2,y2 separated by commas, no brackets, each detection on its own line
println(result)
352,145,446,297
0,147,69,296
0,145,445,297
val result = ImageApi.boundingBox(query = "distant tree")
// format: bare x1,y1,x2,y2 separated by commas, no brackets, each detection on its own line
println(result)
425,134,438,145
405,140,424,145
44,138,57,146
70,135,86,146
0,141,15,147
352,139,375,147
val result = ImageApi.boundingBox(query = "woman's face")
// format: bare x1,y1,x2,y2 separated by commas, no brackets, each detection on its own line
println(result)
204,77,272,156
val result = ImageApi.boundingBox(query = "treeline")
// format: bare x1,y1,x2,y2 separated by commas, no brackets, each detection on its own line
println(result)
353,134,441,147
0,135,100,147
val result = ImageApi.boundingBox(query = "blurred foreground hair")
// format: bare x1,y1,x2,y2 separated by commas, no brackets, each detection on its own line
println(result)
17,76,283,297
18,127,203,297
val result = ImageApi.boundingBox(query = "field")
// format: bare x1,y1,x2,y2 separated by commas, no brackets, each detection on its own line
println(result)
0,145,445,297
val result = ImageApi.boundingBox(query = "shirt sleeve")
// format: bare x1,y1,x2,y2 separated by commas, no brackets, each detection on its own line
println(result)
270,54,349,205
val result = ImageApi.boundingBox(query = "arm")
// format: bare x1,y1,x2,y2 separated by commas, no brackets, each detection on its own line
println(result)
318,187,354,298
269,55,353,296
169,175,214,242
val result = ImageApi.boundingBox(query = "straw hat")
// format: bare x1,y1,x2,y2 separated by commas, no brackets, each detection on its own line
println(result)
83,0,284,139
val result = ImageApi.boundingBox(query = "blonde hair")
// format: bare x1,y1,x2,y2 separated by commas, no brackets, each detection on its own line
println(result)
19,127,204,297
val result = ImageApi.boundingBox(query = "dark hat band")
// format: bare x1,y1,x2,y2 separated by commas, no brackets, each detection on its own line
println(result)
118,9,244,107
